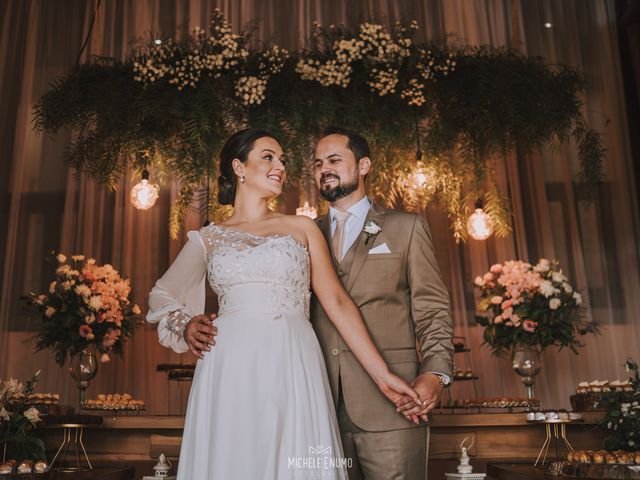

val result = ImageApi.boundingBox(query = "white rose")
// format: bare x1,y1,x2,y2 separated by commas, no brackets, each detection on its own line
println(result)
552,272,566,283
23,407,41,424
474,276,484,287
45,306,56,318
562,282,573,294
56,253,67,263
88,296,103,311
549,298,561,310
539,280,556,297
364,221,382,235
573,292,582,305
74,284,92,298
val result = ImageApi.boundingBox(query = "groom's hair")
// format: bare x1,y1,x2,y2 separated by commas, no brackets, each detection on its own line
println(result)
322,126,370,162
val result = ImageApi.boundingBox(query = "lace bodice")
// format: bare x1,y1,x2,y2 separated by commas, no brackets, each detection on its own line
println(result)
147,223,312,353
200,224,311,319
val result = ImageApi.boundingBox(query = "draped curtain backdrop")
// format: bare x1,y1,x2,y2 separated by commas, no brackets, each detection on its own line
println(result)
1,0,638,415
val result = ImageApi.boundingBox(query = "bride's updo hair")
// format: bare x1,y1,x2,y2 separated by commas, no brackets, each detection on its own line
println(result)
217,128,279,206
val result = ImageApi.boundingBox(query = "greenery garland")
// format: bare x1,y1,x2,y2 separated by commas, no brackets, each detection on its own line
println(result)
34,11,605,240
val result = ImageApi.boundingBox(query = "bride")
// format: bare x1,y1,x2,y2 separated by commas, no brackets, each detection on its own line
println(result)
147,128,420,479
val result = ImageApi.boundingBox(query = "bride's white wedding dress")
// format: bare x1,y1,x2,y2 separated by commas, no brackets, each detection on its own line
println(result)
147,224,348,479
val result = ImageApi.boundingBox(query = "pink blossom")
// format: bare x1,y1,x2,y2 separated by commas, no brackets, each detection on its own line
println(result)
523,319,538,333
483,272,494,282
502,299,513,310
502,307,513,318
494,315,503,324
99,353,110,363
79,325,93,338
505,321,514,326
490,264,503,274
491,296,503,305
512,314,521,326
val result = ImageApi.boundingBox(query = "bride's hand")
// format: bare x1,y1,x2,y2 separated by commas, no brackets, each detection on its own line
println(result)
375,370,423,414
184,313,218,358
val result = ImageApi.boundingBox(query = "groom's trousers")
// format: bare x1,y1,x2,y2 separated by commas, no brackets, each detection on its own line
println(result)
337,382,429,479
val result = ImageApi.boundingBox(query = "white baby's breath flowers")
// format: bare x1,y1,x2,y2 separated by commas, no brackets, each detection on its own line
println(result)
134,10,249,90
401,78,426,106
296,58,353,88
367,68,399,96
235,76,267,105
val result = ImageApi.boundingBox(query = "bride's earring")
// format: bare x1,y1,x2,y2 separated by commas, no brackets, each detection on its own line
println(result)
239,175,245,184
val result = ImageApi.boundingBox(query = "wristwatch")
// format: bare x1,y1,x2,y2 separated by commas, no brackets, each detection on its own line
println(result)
432,373,451,389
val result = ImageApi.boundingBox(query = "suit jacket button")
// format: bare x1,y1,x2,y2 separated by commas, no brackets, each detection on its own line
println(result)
331,348,339,356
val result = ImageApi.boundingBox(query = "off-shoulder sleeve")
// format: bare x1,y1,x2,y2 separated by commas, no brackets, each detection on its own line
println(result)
146,231,207,353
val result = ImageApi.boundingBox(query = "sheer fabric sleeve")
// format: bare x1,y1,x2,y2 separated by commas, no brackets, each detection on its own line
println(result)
146,231,207,353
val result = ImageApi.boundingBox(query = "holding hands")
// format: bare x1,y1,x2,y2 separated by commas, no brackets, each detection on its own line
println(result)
396,373,445,424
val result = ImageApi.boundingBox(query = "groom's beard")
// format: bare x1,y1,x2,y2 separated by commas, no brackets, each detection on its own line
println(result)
319,172,359,202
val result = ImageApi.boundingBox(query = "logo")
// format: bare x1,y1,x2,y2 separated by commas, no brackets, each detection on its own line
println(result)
309,445,332,455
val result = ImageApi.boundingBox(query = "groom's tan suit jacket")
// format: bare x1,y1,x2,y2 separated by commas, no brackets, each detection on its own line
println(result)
311,202,454,432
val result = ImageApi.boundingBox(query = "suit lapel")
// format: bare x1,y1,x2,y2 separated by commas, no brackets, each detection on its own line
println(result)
317,214,339,270
345,202,386,292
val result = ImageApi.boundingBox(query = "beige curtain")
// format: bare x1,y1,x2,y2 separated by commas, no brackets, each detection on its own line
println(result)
1,0,638,413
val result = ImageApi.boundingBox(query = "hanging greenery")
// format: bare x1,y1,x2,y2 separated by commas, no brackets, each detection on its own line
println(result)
34,11,605,240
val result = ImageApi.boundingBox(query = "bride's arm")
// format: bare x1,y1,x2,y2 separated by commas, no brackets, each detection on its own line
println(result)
147,231,213,354
301,217,421,408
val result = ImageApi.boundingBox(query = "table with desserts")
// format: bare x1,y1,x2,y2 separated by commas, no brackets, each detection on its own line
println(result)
3,375,636,478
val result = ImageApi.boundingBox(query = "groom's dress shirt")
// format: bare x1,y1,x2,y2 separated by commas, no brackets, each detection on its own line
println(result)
329,195,451,384
329,196,371,260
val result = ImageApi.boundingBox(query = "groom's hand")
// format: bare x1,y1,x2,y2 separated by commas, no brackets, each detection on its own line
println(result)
184,313,218,359
395,373,444,424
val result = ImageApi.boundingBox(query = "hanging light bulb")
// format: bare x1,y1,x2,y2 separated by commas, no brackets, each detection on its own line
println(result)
467,199,493,240
296,201,317,219
130,169,159,210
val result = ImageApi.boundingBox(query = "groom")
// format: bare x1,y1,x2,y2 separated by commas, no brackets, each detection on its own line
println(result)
311,126,454,479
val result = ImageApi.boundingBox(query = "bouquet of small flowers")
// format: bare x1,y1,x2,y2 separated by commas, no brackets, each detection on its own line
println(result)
474,258,598,356
23,254,141,366
0,371,45,462
603,358,640,451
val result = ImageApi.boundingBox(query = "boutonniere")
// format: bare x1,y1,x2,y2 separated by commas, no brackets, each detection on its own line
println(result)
364,220,382,245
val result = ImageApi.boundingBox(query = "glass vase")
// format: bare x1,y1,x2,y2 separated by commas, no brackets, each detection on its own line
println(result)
511,345,542,399
68,348,98,407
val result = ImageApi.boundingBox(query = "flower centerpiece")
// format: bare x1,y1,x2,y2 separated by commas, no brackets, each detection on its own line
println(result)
603,358,640,451
0,371,45,463
23,254,140,403
474,258,598,397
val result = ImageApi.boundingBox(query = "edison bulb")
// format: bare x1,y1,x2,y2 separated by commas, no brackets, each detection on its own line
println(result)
467,208,493,240
130,172,159,210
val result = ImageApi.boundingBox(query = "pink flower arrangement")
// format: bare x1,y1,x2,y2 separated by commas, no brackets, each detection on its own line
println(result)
474,258,598,355
23,253,141,366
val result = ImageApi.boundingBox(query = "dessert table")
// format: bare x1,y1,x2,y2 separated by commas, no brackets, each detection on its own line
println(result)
38,412,606,478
